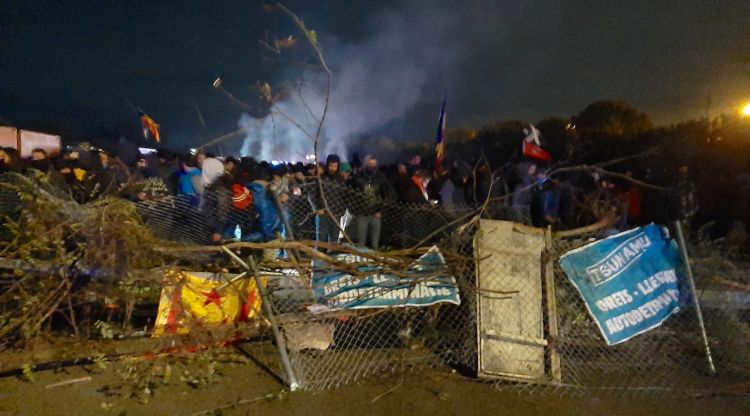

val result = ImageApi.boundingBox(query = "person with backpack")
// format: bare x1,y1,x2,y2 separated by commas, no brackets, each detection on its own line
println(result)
243,166,283,242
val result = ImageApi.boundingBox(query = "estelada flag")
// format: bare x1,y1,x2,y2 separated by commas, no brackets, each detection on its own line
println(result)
153,270,266,337
522,124,550,161
138,109,161,143
435,92,447,171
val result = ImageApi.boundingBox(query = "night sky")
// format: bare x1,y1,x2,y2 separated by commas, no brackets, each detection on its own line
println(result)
1,0,748,151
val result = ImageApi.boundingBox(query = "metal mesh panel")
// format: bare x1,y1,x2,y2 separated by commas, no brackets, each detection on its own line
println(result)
535,233,749,395
0,171,747,397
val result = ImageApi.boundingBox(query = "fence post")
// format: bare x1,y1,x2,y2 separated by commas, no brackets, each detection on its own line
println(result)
673,220,716,375
544,226,562,382
221,246,301,390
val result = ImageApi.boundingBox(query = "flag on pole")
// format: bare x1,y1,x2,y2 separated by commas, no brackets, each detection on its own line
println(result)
435,92,447,171
522,124,550,161
138,109,161,143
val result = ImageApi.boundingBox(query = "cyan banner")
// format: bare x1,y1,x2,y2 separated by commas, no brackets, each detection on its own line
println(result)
559,224,682,345
312,246,460,310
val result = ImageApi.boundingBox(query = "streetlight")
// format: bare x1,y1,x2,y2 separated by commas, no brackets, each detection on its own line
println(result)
740,102,750,118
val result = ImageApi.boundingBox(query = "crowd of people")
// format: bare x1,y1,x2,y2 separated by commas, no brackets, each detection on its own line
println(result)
0,140,699,250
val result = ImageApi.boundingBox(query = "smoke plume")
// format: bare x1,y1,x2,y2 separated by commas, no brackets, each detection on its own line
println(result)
238,4,462,162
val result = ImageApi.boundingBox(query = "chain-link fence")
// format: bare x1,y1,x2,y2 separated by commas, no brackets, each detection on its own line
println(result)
544,232,749,395
0,172,748,397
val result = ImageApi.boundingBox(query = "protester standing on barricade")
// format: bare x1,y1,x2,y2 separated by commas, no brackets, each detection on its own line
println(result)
351,155,393,250
310,154,346,244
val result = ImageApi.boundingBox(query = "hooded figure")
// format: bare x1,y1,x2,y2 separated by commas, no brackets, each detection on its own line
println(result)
310,154,346,243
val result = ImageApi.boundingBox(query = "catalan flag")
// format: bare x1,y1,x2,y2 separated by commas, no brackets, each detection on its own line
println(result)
138,109,161,143
153,270,266,337
435,92,447,171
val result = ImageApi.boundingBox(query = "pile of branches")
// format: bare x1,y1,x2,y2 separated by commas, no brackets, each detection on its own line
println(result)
0,171,477,347
0,173,166,344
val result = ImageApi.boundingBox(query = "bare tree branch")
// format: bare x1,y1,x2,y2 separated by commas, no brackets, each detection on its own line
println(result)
275,3,355,246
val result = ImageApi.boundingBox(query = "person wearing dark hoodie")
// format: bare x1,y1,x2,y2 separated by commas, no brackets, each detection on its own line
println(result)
120,154,167,202
400,169,436,246
351,155,392,250
73,150,119,202
29,148,69,194
310,154,346,244
393,163,412,201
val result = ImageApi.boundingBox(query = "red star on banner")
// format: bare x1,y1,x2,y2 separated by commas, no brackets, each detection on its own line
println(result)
203,289,222,307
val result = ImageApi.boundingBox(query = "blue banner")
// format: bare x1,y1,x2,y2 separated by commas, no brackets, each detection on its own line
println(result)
312,246,460,310
559,224,682,345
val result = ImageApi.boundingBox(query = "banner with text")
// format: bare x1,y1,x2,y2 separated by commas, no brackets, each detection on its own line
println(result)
559,224,682,345
312,246,460,310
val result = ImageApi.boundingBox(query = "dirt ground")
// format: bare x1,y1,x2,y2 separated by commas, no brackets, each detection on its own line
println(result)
0,339,748,416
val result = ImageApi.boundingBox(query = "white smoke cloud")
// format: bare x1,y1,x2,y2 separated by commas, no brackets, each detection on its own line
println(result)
238,4,462,162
